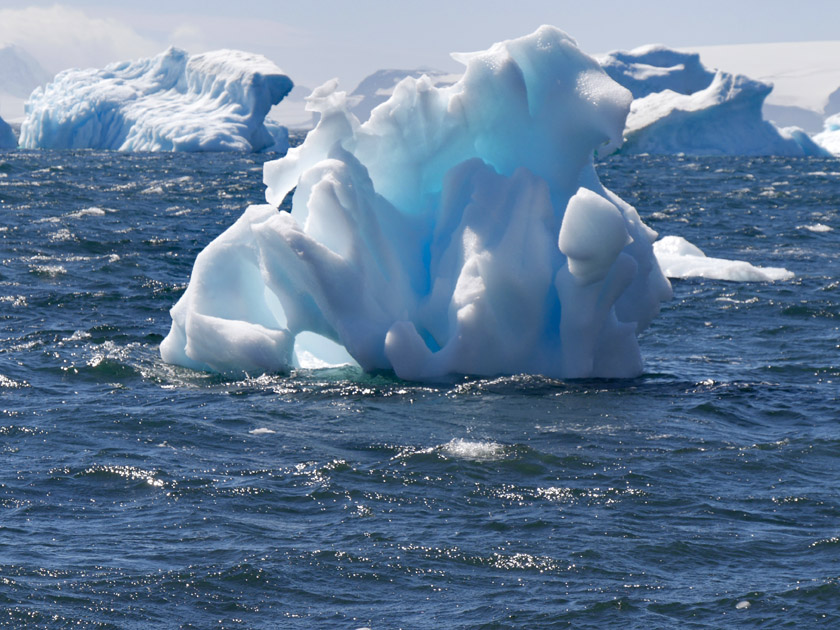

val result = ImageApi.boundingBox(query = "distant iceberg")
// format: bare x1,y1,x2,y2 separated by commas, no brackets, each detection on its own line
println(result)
19,48,293,152
654,235,793,282
599,45,827,156
600,46,715,99
0,115,15,149
813,113,840,155
161,26,672,381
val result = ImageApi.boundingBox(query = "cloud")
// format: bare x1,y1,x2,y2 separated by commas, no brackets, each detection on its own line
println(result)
0,4,160,75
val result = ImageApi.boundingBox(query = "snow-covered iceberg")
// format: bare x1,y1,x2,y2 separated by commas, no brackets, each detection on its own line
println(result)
599,45,826,156
0,115,15,149
654,236,793,282
19,48,293,152
161,26,672,381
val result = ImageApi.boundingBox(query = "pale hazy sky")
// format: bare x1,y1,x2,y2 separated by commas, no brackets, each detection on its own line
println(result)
1,0,839,91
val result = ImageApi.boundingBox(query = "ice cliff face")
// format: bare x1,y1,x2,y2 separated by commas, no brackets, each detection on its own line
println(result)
0,115,15,149
19,48,293,152
161,26,673,381
599,46,827,156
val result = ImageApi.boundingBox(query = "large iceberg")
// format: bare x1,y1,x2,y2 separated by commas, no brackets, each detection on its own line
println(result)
599,46,827,156
0,115,15,149
19,48,293,152
161,26,672,381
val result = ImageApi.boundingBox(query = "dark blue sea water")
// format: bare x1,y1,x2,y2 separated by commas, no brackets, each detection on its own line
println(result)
1,147,838,629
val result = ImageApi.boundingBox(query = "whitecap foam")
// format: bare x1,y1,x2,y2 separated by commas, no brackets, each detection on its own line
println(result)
30,264,66,277
441,438,504,461
49,228,74,241
798,223,832,233
68,206,108,219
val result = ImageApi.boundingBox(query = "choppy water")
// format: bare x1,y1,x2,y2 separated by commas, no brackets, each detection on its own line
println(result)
1,148,838,629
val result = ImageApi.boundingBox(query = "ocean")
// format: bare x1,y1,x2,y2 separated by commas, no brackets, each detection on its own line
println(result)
0,146,838,628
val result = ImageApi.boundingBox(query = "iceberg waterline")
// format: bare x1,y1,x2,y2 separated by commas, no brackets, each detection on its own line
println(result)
161,26,673,380
19,47,293,152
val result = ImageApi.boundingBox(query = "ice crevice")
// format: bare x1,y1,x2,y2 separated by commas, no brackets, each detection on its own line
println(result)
161,25,673,380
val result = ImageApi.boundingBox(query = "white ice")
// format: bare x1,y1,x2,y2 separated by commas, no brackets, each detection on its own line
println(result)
19,48,293,152
813,113,840,155
599,46,827,156
653,235,794,282
161,26,673,381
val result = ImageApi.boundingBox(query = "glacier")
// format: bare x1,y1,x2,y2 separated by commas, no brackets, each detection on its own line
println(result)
161,26,673,381
19,48,293,152
598,46,827,156
0,115,15,149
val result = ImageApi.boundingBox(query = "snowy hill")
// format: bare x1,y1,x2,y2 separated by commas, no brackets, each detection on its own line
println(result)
0,44,53,121
348,68,460,122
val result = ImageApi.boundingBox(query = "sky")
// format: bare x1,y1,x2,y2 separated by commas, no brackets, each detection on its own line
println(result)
2,0,840,93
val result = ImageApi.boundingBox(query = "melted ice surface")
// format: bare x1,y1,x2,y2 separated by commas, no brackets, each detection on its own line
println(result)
161,26,673,380
19,48,293,152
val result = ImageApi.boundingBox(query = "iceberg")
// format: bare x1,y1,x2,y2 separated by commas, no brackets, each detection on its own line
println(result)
19,48,293,152
600,46,715,99
0,115,15,149
161,26,672,381
598,46,827,156
813,113,840,155
654,235,793,282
